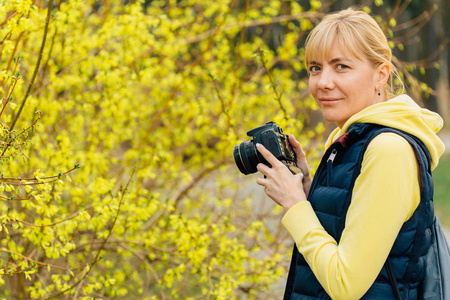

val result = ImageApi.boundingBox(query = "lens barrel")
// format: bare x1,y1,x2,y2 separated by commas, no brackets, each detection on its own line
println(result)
233,141,261,175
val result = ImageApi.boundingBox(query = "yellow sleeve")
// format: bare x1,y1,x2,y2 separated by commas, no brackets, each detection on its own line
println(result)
281,133,420,300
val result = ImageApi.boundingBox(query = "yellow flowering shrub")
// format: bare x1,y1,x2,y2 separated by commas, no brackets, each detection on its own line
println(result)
0,0,433,298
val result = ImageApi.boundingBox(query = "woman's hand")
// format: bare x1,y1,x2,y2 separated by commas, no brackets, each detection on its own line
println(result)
288,134,312,197
255,142,307,212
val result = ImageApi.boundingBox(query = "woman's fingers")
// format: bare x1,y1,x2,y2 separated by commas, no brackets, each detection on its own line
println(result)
256,160,271,178
254,142,308,211
255,143,283,169
288,135,309,171
288,134,305,158
288,134,312,196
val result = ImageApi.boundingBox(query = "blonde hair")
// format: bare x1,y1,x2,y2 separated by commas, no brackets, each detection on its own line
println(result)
305,8,403,98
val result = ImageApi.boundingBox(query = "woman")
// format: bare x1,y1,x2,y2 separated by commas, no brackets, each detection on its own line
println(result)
255,8,445,299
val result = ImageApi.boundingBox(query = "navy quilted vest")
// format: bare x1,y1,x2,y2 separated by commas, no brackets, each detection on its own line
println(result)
284,123,434,300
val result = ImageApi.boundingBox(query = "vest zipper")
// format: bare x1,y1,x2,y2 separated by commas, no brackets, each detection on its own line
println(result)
327,149,337,185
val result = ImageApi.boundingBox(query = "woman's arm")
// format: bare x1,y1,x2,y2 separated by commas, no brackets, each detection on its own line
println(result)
282,133,420,299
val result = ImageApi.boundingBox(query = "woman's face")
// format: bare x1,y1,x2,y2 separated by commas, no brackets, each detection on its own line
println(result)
308,41,386,128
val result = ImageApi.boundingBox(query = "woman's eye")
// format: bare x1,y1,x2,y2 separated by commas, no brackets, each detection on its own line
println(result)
309,66,320,72
337,64,349,70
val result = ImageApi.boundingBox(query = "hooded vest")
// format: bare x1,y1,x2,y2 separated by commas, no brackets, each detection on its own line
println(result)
284,123,434,300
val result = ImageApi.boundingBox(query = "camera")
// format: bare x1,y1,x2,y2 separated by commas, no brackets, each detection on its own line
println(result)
233,121,302,175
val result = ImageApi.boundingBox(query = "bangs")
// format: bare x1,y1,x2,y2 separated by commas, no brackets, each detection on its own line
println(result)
305,20,366,65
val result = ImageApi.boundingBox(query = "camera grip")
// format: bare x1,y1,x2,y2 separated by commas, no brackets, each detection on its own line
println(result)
285,163,303,176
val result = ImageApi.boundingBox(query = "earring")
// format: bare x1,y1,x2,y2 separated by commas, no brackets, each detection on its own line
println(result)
377,86,381,96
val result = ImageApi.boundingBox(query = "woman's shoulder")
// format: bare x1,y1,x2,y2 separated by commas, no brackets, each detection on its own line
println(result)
368,131,415,154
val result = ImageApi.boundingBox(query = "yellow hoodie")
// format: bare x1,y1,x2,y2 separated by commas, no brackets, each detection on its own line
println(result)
282,95,445,299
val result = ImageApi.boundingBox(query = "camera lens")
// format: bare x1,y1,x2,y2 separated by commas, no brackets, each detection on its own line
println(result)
233,141,261,175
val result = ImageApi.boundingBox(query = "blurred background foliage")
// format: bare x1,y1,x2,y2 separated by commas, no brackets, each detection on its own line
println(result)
0,0,447,299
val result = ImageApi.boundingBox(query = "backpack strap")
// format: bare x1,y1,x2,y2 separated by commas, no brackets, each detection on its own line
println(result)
386,259,402,300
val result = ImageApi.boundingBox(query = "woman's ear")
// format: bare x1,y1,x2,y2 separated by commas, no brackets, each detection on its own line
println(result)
376,62,390,86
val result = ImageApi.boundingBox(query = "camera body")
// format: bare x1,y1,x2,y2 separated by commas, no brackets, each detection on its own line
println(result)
233,121,301,175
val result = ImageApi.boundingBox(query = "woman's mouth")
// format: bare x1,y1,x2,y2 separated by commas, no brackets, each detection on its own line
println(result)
320,98,342,105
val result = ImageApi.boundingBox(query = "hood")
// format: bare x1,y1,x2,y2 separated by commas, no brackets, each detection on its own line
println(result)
325,94,445,170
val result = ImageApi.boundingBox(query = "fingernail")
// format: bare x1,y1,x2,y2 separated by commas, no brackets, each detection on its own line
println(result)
256,143,261,148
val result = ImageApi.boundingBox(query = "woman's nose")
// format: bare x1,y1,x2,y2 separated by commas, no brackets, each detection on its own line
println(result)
317,69,335,90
